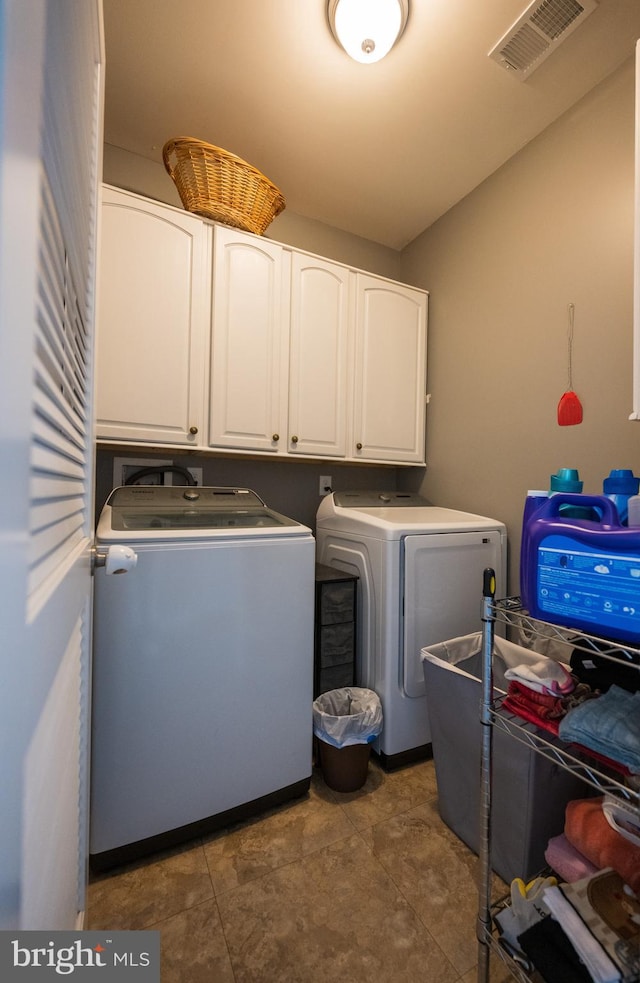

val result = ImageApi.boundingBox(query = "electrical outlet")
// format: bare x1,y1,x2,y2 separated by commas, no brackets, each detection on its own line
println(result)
319,475,333,496
186,467,203,486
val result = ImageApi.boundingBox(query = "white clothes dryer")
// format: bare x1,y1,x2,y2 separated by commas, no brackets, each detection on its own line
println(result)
316,491,506,769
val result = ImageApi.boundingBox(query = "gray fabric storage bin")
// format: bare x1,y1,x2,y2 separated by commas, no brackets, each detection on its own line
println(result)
421,632,585,884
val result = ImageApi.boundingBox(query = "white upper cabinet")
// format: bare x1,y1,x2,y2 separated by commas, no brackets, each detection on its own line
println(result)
96,187,210,445
209,233,352,458
352,274,427,464
287,253,351,458
96,187,428,464
208,226,289,452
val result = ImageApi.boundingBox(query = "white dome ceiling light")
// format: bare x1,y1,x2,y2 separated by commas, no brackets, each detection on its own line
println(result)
327,0,409,64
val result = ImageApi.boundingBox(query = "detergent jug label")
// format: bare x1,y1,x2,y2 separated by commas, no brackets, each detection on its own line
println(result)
536,534,640,637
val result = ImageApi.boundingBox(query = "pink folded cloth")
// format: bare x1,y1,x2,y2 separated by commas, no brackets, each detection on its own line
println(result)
564,797,640,892
544,833,598,883
507,680,567,717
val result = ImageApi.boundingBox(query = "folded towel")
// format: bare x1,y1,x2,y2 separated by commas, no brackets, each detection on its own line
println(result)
502,682,566,734
564,797,640,893
559,687,640,774
517,915,593,983
505,657,575,695
560,869,640,982
506,680,568,717
543,884,622,983
544,833,598,883
499,695,632,775
501,692,561,735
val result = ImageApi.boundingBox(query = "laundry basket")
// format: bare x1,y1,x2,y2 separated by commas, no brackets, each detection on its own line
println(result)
162,137,285,235
421,632,585,883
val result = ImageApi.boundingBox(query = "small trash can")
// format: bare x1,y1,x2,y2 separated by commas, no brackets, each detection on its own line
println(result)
313,687,383,792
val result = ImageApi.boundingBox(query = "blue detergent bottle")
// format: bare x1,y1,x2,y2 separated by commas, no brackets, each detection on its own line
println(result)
603,469,640,526
550,467,582,495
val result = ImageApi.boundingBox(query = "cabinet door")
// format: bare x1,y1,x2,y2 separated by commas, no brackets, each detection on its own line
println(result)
352,274,427,464
96,187,210,445
209,226,289,452
288,253,350,457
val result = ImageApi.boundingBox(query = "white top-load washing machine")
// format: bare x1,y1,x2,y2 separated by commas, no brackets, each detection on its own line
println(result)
91,486,315,870
316,491,506,769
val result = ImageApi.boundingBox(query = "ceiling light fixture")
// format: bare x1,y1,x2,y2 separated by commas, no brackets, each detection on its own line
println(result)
327,0,409,64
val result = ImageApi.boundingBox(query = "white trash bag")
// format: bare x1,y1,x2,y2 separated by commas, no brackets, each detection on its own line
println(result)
313,687,383,749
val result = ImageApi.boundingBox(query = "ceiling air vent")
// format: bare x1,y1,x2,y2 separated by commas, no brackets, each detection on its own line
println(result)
489,0,598,80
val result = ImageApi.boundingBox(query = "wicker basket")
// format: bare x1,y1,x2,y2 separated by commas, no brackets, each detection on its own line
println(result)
162,137,285,235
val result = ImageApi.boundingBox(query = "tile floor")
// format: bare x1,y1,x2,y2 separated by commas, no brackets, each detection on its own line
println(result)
87,757,513,982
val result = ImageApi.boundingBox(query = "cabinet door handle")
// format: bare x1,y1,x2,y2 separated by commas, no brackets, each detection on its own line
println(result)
189,426,198,435
272,433,280,442
291,435,299,444
356,442,363,450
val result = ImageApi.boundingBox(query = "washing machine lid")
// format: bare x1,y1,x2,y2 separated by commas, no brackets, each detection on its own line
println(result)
98,486,312,541
316,491,505,540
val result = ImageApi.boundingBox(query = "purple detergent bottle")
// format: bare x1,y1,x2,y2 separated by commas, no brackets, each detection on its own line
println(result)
521,493,640,643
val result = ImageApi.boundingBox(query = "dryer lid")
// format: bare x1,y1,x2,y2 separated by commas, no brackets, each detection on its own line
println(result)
317,491,506,540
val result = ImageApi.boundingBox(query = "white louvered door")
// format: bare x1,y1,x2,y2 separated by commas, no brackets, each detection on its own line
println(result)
0,0,103,930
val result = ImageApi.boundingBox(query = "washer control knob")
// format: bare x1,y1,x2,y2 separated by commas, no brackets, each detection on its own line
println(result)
183,490,200,501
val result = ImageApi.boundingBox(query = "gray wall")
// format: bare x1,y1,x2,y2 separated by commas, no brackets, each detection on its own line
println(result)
399,57,639,592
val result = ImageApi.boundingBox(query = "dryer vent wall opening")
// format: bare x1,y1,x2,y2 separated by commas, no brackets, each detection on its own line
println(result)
488,0,598,80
